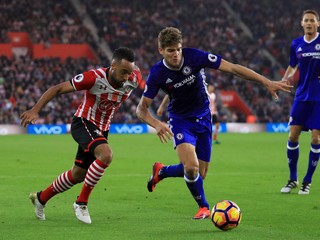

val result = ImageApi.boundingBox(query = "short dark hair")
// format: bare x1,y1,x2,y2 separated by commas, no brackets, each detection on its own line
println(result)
302,9,319,21
158,27,182,49
113,47,135,62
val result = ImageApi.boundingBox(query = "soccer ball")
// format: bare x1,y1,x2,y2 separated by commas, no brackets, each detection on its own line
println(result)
211,200,242,231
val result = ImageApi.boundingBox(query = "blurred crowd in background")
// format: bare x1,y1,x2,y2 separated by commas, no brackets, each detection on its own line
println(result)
0,0,319,125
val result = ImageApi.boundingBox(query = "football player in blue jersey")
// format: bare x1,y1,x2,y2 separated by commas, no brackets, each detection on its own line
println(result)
280,9,320,195
136,27,292,219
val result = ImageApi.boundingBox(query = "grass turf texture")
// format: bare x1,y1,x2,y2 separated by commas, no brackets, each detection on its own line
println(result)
1,133,319,240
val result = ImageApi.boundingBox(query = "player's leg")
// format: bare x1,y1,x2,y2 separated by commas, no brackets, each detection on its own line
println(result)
199,160,209,180
147,117,186,192
299,110,320,195
147,161,184,192
281,125,302,193
214,122,220,144
76,143,111,205
298,130,320,194
191,120,212,219
29,146,87,221
212,115,220,144
73,144,110,224
281,101,305,193
71,117,111,224
176,143,210,219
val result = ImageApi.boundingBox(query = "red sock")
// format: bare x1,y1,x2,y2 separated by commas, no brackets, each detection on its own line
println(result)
213,134,217,141
77,159,108,204
39,170,75,204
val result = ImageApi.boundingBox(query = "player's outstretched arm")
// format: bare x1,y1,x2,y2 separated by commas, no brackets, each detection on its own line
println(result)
218,59,293,100
137,96,173,143
20,81,75,127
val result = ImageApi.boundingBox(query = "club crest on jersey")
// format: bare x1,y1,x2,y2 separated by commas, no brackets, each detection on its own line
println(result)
182,66,192,75
74,74,84,82
176,133,184,140
315,44,320,51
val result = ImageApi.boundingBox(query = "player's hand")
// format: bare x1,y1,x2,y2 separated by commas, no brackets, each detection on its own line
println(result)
155,122,173,143
20,110,38,127
265,80,293,100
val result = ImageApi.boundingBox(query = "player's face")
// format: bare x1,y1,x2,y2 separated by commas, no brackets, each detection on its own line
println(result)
110,59,135,87
301,13,319,37
159,44,182,69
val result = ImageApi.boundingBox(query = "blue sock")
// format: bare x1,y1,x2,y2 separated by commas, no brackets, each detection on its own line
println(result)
160,163,184,178
303,144,320,183
184,173,209,209
287,141,299,181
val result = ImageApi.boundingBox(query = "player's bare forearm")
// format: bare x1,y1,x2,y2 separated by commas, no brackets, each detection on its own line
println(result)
233,66,293,99
219,60,292,99
20,81,74,127
136,97,173,143
136,100,160,129
32,82,74,112
227,63,271,86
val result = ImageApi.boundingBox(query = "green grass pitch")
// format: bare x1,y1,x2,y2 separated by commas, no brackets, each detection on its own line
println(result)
1,133,319,240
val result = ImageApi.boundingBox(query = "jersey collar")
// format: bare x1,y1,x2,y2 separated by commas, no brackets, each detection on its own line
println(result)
162,57,184,71
304,32,319,43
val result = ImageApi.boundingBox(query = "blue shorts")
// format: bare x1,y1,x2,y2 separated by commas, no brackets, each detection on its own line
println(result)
168,113,212,162
289,100,320,130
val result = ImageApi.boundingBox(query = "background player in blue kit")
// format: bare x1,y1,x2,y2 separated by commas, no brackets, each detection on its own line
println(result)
136,27,292,219
280,10,320,195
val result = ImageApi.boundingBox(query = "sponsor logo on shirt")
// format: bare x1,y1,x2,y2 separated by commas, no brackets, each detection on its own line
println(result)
301,51,320,59
173,75,196,88
98,100,117,111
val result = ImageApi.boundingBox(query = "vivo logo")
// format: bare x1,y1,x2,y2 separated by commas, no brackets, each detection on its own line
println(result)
266,123,289,133
110,124,147,134
28,125,67,135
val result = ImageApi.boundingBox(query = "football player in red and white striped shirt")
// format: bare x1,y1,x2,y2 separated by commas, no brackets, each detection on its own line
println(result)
207,84,221,144
20,47,142,224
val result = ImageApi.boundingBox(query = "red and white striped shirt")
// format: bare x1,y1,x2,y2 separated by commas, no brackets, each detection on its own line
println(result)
70,67,142,131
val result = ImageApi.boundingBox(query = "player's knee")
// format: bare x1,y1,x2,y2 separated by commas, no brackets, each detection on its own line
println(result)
94,145,113,165
311,136,320,145
99,150,113,165
184,164,199,179
288,133,299,142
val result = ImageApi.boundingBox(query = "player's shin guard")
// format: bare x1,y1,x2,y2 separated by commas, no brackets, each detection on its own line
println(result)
287,141,299,181
39,170,76,204
160,163,184,178
77,159,108,204
184,173,209,209
303,144,320,183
